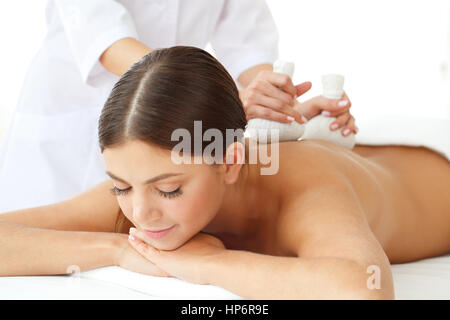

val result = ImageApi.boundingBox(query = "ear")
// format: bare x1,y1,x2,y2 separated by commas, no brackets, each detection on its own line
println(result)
223,142,245,184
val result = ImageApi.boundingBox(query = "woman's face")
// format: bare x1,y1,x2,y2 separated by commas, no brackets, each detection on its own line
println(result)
103,140,227,250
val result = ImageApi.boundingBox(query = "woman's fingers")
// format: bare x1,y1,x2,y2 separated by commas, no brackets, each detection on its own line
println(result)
129,227,158,251
128,228,163,261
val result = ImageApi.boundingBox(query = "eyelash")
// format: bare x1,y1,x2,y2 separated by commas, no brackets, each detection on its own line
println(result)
110,186,182,199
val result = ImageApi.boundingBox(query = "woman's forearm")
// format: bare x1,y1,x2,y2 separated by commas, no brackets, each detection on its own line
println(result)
99,37,153,76
206,250,391,300
0,220,122,277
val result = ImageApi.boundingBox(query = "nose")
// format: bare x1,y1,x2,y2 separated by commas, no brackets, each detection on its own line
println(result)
132,200,163,224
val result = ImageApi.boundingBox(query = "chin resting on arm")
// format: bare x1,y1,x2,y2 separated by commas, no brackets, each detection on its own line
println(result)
168,182,393,299
128,183,394,300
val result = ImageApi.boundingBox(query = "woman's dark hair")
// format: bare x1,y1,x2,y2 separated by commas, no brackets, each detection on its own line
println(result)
98,46,247,159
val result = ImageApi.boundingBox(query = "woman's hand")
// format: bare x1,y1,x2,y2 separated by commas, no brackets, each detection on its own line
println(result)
239,70,312,124
294,91,358,136
114,234,171,277
128,229,226,285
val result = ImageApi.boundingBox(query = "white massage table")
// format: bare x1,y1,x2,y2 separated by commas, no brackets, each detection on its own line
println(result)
1,253,449,299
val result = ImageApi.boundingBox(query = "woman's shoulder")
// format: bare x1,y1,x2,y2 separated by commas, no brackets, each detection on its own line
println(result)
279,139,349,163
275,139,347,187
276,139,379,189
273,139,363,216
273,142,371,255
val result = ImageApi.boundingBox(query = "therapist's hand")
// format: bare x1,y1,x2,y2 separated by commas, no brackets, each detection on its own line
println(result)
239,70,311,124
294,91,358,136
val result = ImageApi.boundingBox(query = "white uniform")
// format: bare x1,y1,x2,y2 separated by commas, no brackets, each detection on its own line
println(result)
0,0,278,212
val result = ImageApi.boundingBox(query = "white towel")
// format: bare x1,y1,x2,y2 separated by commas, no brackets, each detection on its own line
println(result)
80,266,242,299
354,115,450,161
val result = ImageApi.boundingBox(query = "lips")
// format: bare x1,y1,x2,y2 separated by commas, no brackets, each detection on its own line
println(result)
144,225,176,239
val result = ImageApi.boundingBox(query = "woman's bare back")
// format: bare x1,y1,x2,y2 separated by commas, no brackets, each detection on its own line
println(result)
268,140,450,264
351,143,450,262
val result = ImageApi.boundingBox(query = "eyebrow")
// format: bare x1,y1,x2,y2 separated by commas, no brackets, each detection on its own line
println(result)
105,171,183,185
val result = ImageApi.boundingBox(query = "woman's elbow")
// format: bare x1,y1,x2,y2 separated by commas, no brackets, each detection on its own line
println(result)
333,262,394,300
347,268,395,300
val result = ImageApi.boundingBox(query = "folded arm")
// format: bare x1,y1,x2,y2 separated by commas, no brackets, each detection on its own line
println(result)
207,250,386,300
0,220,122,277
204,183,394,299
129,181,394,299
0,181,124,276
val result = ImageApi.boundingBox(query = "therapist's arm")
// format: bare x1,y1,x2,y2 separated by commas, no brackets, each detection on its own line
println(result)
99,37,153,76
237,63,273,88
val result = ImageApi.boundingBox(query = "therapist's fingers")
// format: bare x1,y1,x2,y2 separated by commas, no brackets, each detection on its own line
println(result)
343,115,358,135
263,71,297,98
246,104,304,124
329,112,351,132
320,92,352,117
250,94,306,123
250,79,296,106
241,88,306,124
295,81,312,98
341,92,352,109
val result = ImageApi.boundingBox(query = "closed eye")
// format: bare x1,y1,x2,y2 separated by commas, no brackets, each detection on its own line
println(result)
110,186,131,196
158,187,182,199
110,186,182,199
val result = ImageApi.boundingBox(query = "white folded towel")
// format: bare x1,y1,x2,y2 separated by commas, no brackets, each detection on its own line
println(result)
353,115,450,161
80,266,242,299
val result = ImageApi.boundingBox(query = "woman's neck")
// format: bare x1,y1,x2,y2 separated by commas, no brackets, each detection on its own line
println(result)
202,139,273,240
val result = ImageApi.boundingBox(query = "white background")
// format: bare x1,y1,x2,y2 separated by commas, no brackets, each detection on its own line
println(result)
0,0,449,146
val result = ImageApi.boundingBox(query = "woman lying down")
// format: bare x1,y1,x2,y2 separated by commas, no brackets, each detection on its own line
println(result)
1,46,449,300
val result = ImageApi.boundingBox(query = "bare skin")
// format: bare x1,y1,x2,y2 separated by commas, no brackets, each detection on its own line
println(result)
108,138,450,299
211,140,450,262
1,138,448,299
115,139,450,264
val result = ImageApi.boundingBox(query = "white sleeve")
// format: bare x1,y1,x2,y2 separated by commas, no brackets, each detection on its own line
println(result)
210,0,279,82
54,0,139,86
